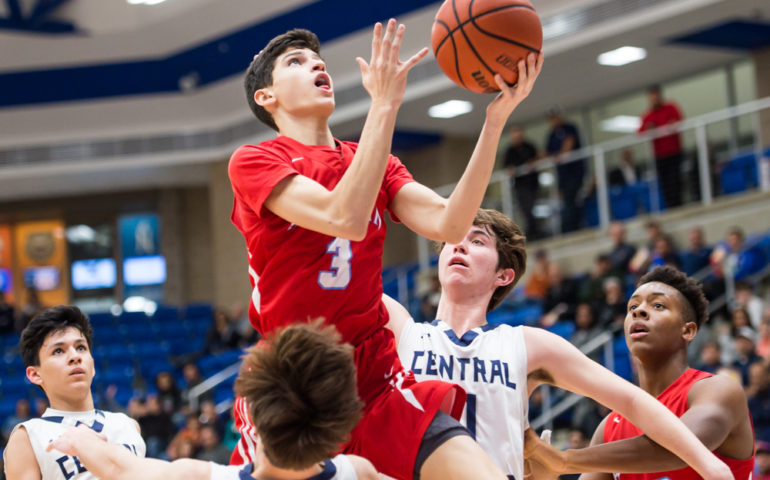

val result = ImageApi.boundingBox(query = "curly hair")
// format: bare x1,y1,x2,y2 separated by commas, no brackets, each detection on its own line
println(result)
437,209,527,312
20,305,93,367
234,319,362,470
637,266,709,328
244,29,321,131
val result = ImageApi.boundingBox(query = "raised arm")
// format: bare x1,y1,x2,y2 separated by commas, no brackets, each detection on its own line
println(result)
46,425,209,480
523,327,733,480
382,293,414,345
262,20,429,241
391,53,543,243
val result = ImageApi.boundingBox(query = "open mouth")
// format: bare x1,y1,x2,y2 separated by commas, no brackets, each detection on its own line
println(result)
629,323,649,338
448,257,468,268
314,74,331,91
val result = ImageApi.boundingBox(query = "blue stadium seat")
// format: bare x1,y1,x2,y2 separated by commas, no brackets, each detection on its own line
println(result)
184,303,213,320
124,324,158,343
720,152,759,195
0,398,18,419
88,312,116,330
610,186,638,220
547,321,576,340
583,195,599,227
0,376,32,396
152,306,180,323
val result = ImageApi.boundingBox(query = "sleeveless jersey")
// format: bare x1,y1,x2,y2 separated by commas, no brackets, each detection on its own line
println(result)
10,408,146,480
229,136,414,347
397,320,529,480
210,454,357,480
604,368,754,480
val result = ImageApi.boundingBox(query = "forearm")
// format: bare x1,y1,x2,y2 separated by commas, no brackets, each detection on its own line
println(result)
329,101,398,238
562,436,683,473
69,437,165,480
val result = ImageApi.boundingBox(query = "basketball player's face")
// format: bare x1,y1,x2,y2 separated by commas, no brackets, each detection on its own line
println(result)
439,226,503,293
625,282,693,356
264,47,335,118
28,327,95,401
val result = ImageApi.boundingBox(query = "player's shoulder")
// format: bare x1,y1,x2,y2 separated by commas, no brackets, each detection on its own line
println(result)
230,137,288,162
689,370,746,403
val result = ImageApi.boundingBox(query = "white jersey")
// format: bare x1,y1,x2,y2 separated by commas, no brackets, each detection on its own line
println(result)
398,320,528,480
209,454,357,480
8,408,146,480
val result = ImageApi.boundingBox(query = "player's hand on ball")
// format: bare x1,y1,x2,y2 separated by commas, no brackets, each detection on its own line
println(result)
486,52,544,124
356,19,429,109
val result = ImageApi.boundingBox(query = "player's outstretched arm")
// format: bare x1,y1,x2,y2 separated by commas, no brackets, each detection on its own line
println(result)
523,327,733,480
262,19,429,241
4,427,42,480
390,53,543,243
46,425,209,480
381,293,414,344
346,454,380,480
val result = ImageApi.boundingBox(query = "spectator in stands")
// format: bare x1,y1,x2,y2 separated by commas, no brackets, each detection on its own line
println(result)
607,221,636,277
608,149,642,188
524,249,551,301
758,316,770,360
545,107,585,233
198,399,225,439
417,270,441,323
711,227,767,282
639,84,684,208
540,263,578,328
181,362,211,407
748,363,770,439
734,281,764,329
17,286,44,332
0,290,14,335
155,371,183,418
230,301,259,348
135,394,177,459
504,125,541,239
681,227,712,276
570,303,602,362
579,254,613,303
648,234,681,272
204,309,240,355
166,414,202,460
195,424,231,464
732,326,761,386
1,399,32,440
595,277,626,333
695,340,723,374
757,441,770,480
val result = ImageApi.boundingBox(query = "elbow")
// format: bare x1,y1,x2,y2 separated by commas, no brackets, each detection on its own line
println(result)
335,216,368,242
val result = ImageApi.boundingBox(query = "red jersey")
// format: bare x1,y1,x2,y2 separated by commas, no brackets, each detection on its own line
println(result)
228,135,414,346
639,102,683,157
604,368,754,480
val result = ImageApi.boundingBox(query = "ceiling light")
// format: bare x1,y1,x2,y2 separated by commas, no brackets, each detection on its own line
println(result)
600,115,642,133
597,46,647,66
127,0,167,5
428,100,473,119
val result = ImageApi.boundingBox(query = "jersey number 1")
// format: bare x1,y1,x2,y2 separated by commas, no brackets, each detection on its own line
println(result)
318,238,352,289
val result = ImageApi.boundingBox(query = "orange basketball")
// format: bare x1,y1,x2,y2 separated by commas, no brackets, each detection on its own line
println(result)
431,0,542,93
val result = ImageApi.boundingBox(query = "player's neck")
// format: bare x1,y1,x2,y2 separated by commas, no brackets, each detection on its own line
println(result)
47,391,94,413
635,351,689,397
251,460,325,480
276,115,334,147
436,290,490,336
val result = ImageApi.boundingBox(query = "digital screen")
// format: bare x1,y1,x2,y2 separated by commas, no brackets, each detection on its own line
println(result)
23,266,60,291
123,255,166,286
0,268,10,293
71,258,117,290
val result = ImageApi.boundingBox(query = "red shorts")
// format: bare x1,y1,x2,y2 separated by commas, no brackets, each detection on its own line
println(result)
230,327,465,479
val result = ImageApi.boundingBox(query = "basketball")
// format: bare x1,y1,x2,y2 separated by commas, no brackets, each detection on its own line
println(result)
431,0,542,93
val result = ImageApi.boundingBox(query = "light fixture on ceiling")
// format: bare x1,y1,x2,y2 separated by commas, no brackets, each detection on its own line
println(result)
600,115,642,133
597,46,647,66
428,100,473,119
127,0,168,5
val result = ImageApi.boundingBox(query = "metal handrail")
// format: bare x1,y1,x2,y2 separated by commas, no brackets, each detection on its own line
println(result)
187,361,240,414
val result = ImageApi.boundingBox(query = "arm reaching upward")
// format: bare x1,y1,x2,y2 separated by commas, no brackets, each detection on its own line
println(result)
391,53,543,243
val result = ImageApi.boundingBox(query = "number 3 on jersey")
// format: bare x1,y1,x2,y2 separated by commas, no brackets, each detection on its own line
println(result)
318,238,352,289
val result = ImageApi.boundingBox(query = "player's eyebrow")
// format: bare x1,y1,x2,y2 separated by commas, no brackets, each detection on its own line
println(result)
469,227,491,238
629,292,669,301
280,49,322,63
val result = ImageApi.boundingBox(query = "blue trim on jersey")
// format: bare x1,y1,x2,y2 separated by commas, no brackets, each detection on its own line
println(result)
41,416,64,423
95,409,105,418
306,459,337,480
431,319,504,347
238,464,253,480
481,323,502,332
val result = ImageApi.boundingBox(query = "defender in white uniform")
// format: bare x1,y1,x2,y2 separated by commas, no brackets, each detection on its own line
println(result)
3,305,145,480
386,209,734,480
44,322,378,480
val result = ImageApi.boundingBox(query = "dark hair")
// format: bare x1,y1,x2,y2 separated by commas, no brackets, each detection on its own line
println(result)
234,320,362,470
648,84,662,94
20,305,93,367
637,266,709,328
244,29,321,131
728,226,745,239
437,209,527,312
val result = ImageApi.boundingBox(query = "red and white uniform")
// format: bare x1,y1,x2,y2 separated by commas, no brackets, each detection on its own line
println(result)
228,136,465,479
604,368,754,480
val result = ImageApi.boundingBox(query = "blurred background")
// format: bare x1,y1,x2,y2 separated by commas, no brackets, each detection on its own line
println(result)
1,0,769,469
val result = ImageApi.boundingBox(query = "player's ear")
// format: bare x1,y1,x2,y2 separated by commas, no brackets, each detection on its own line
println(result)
255,88,276,110
682,321,697,342
495,268,515,287
26,366,43,387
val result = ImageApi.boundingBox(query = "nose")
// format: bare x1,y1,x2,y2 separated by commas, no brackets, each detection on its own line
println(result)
68,346,82,364
452,242,467,254
633,304,649,319
312,59,326,72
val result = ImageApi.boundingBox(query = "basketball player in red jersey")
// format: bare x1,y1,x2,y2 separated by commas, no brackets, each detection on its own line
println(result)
227,20,542,480
524,266,754,480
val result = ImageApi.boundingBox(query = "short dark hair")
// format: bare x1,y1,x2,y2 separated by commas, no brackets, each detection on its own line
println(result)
20,305,93,367
244,29,321,131
637,266,709,328
234,320,362,470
